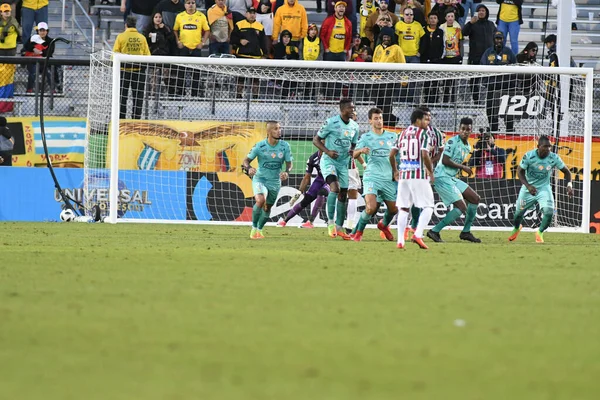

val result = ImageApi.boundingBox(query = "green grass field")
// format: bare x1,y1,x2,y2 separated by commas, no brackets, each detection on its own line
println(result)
1,223,600,400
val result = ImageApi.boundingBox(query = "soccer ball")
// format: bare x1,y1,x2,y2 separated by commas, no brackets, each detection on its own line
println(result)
60,208,76,222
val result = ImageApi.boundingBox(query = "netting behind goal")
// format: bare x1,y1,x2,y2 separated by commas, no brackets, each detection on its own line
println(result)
84,50,592,231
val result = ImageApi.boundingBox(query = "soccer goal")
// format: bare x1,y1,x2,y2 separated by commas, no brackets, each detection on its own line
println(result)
85,50,593,232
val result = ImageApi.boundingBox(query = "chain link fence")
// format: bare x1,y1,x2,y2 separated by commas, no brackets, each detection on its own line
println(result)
1,55,598,136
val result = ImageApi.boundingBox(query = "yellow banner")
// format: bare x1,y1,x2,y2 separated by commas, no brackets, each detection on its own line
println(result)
108,121,267,172
8,117,86,168
451,134,599,181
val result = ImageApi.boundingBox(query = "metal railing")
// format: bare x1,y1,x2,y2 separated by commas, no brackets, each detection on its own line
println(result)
62,0,96,52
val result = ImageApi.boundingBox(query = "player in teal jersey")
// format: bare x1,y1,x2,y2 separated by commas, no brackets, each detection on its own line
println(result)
242,121,293,239
407,106,446,240
427,117,482,243
508,135,573,243
312,99,360,239
348,107,398,242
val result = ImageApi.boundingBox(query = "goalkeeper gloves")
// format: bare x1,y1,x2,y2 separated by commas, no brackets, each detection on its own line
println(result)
289,193,301,206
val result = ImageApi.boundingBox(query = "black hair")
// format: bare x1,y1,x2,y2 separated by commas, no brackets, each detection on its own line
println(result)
460,117,473,126
538,135,551,145
368,107,383,119
418,105,431,113
339,98,353,110
411,109,426,124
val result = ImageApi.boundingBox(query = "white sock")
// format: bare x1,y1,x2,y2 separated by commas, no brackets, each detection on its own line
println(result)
396,210,409,246
415,207,433,239
345,198,357,229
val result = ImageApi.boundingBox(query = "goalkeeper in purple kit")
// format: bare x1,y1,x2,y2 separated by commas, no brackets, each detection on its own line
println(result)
278,151,330,228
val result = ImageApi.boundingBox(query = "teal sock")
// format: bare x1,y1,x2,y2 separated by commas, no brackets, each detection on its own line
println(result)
513,210,525,229
462,203,478,233
252,205,261,228
326,192,337,222
432,207,462,233
355,210,371,233
335,200,347,227
383,209,395,227
539,207,554,232
258,208,270,230
410,206,421,229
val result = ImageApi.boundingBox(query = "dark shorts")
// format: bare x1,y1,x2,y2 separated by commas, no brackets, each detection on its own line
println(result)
306,176,330,198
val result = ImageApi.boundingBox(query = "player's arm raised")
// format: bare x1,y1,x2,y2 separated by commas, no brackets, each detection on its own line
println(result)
441,154,473,177
517,165,536,196
560,166,573,198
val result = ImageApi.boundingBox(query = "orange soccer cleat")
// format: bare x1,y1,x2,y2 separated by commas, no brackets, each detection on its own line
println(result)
508,225,522,242
337,230,352,241
377,220,394,241
411,236,429,250
350,231,363,242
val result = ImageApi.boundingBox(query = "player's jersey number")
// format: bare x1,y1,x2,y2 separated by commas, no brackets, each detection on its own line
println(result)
399,136,420,161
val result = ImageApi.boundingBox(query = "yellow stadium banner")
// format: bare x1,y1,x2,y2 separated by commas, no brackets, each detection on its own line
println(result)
8,117,87,168
106,121,267,172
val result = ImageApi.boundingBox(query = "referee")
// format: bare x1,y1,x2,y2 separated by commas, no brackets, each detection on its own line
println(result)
113,16,151,120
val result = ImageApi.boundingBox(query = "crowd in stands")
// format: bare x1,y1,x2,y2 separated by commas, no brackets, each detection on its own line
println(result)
107,0,577,71
105,0,581,128
0,0,59,112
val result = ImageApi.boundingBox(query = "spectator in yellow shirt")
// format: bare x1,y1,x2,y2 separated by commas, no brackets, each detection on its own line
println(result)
395,7,424,63
207,0,234,55
174,0,210,53
173,0,211,97
113,16,151,120
0,3,20,114
372,26,404,126
272,0,307,46
21,0,47,44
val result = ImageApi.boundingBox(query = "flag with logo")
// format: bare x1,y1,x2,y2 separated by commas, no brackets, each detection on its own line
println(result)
33,120,87,164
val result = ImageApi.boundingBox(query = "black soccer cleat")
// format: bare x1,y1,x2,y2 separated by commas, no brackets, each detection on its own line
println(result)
426,230,444,243
459,231,482,243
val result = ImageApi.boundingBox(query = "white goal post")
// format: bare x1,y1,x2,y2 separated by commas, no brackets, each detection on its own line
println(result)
85,50,593,232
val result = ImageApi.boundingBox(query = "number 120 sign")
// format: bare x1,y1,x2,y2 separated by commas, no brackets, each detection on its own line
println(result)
498,95,546,117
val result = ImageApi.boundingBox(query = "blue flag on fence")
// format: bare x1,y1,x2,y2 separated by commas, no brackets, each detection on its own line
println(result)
33,120,87,155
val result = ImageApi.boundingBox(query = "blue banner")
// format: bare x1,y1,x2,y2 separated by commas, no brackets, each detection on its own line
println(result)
0,167,203,221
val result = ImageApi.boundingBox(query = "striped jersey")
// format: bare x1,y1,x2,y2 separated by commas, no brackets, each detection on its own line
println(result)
395,125,432,180
428,126,446,161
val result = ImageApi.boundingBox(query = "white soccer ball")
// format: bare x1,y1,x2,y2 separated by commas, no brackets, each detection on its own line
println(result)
60,208,76,222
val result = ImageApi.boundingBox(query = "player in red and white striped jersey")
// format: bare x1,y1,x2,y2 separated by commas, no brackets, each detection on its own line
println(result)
389,109,435,249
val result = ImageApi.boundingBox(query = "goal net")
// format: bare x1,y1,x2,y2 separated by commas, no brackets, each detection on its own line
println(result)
84,50,593,232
